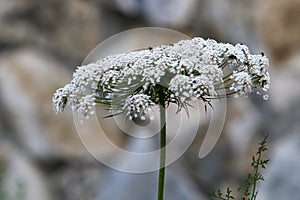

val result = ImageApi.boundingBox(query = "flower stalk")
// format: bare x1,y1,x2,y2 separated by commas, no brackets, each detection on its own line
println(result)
158,90,166,200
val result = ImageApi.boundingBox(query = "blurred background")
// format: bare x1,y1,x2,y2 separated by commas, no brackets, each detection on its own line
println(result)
0,0,300,199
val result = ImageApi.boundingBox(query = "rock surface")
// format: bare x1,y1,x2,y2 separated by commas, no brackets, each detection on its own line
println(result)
0,0,103,64
0,0,299,199
255,0,300,63
0,48,124,159
0,141,51,200
259,131,300,200
113,0,198,28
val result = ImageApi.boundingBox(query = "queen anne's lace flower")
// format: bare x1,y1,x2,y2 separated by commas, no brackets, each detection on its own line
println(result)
53,37,270,119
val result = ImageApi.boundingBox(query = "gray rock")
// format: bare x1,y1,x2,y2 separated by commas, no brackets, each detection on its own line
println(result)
0,140,52,200
226,98,262,171
269,53,300,112
0,48,124,159
259,130,300,200
0,0,103,63
96,135,207,200
192,0,262,50
113,0,198,28
255,0,300,63
51,161,104,200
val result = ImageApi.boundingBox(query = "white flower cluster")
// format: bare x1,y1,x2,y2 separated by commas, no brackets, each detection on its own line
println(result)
52,84,96,118
53,37,270,119
168,74,218,103
230,71,252,98
122,94,155,120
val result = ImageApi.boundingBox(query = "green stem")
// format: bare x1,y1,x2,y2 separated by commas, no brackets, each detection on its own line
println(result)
157,93,166,200
250,150,261,200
